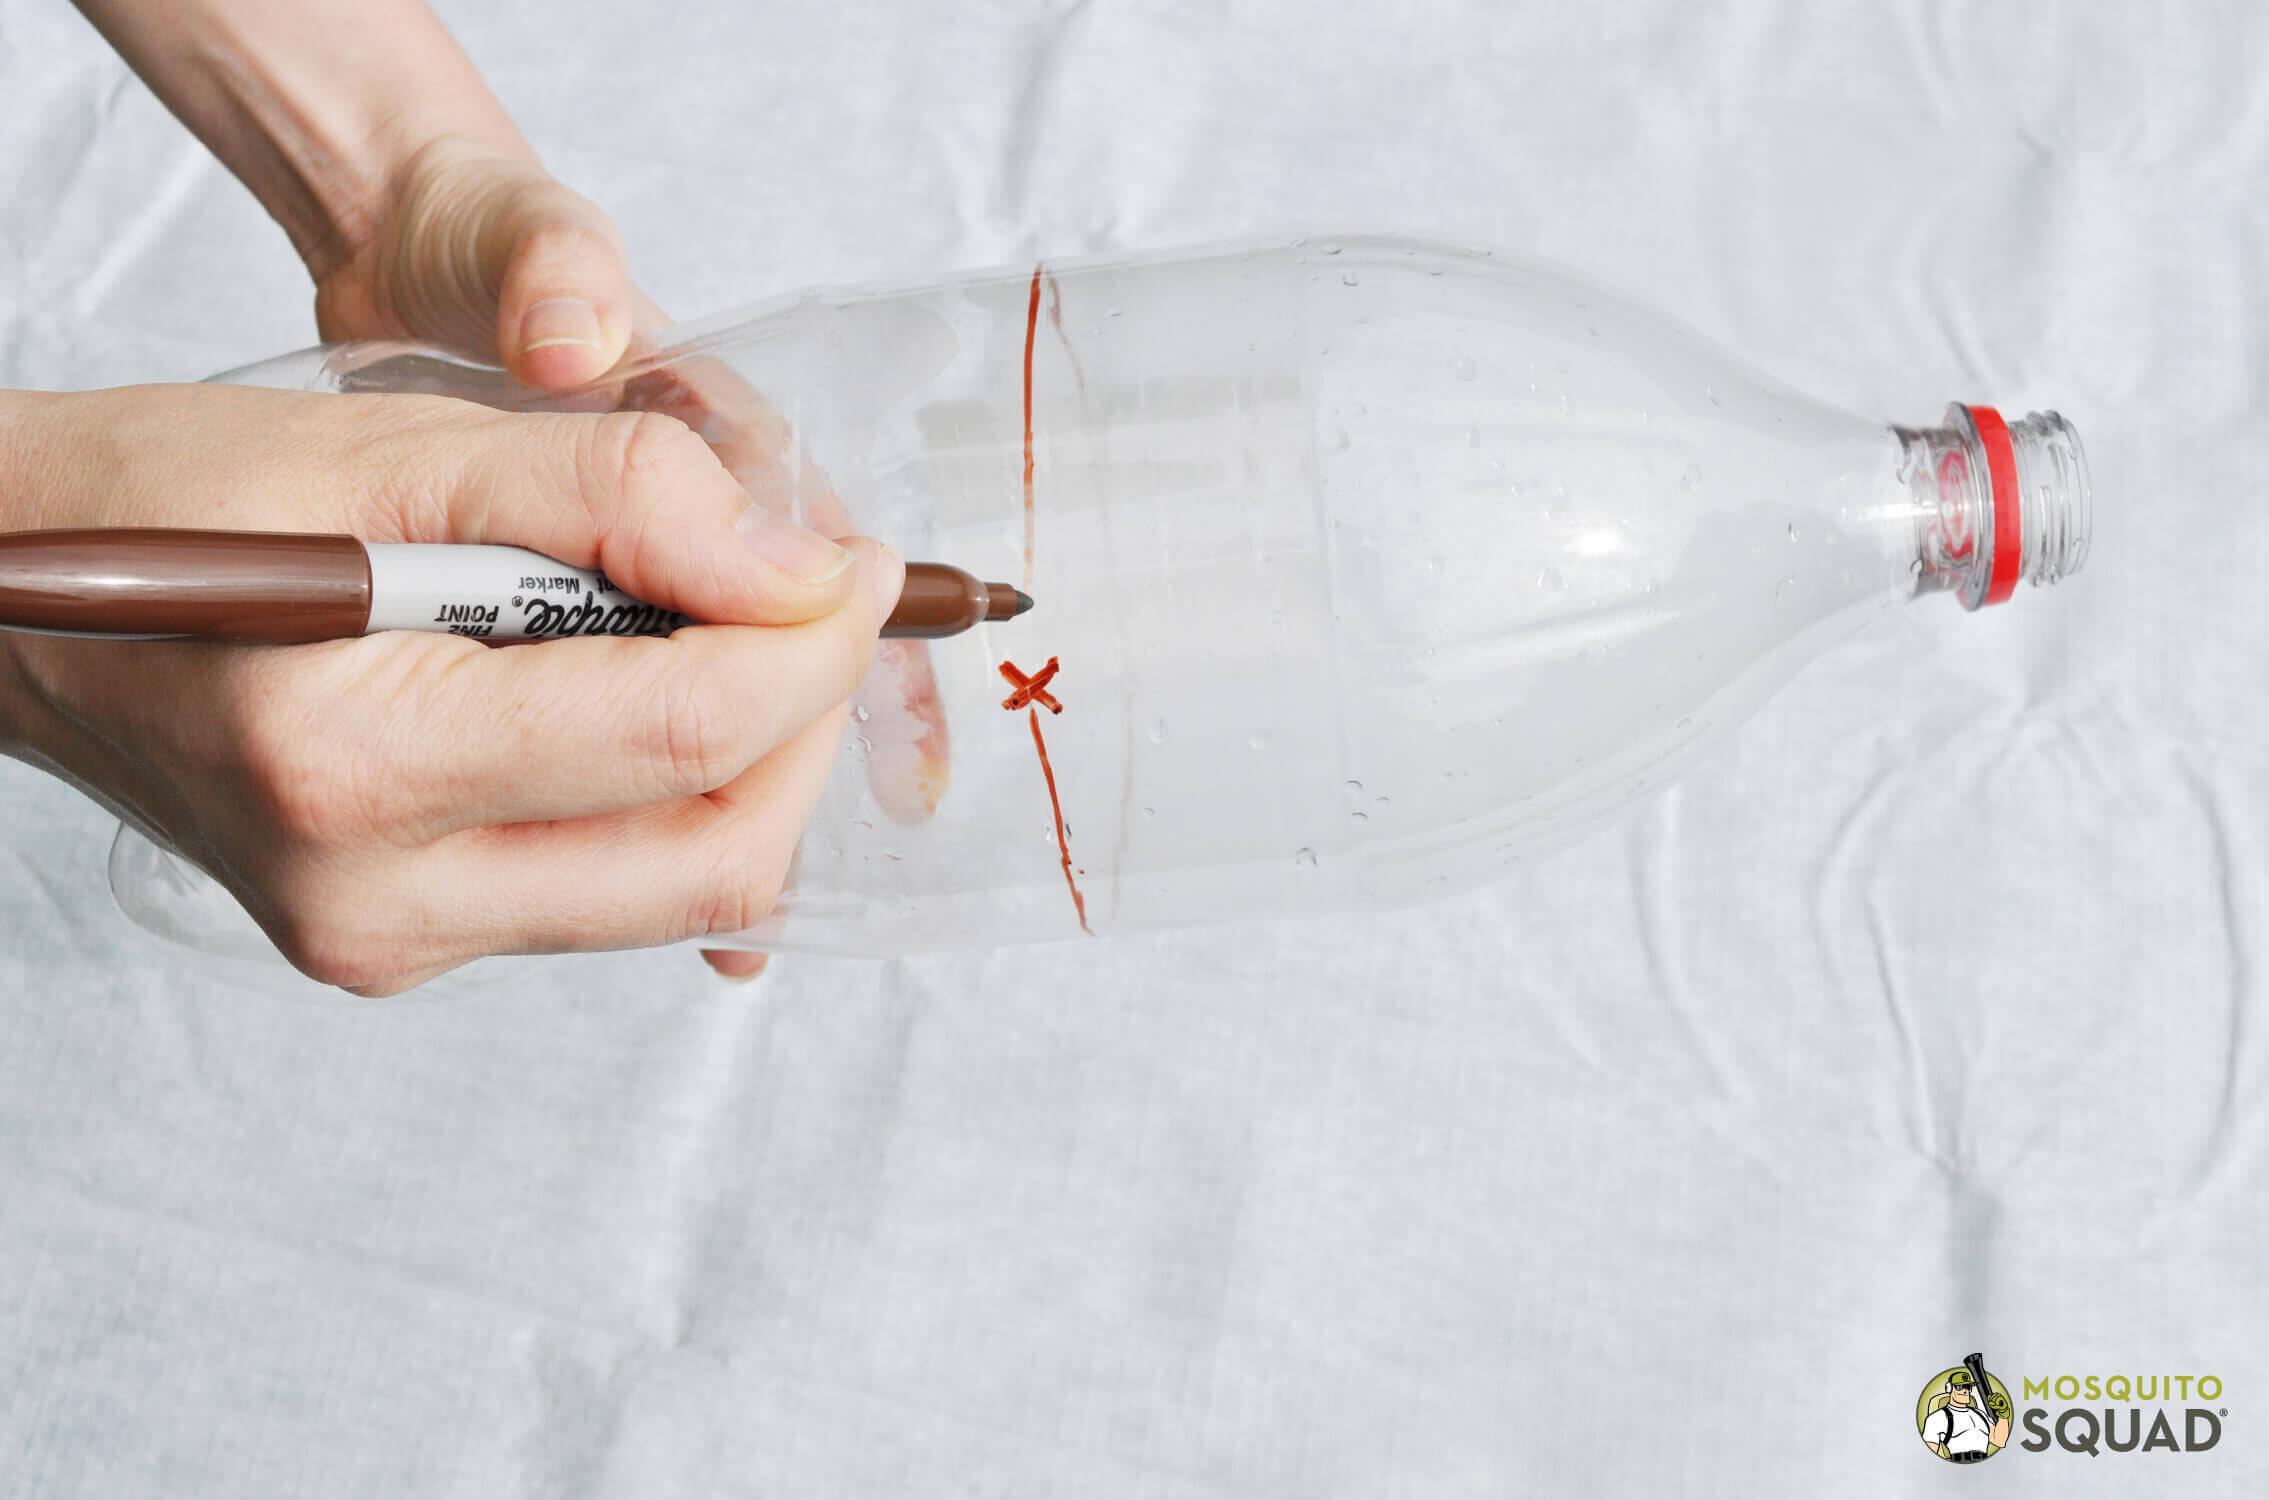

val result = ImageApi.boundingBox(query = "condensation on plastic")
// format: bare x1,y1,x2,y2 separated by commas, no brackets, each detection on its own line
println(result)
108,237,2087,959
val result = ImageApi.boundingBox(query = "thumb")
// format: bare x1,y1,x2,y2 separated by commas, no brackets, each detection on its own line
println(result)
490,176,639,388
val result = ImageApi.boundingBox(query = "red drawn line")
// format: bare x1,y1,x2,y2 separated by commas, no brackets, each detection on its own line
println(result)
1026,706,1091,935
998,656,1062,714
1002,656,1086,931
1044,271,1088,396
1012,267,1086,935
1021,263,1042,592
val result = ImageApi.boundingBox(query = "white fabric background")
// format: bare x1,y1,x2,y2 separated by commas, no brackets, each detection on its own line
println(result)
0,1,2261,1494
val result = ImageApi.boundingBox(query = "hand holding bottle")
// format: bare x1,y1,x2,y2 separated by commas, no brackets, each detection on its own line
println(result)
0,383,901,993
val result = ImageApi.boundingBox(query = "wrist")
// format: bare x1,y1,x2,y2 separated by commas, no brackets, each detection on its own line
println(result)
76,1,530,281
192,5,531,282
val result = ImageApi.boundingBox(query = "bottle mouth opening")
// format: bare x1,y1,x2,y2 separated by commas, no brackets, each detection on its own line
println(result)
1950,404,2092,608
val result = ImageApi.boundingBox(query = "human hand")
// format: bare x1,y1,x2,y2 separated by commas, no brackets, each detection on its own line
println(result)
0,383,901,994
310,141,954,981
309,135,639,389
65,0,885,980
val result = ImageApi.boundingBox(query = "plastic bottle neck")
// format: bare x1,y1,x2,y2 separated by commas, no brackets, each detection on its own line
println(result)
1895,405,2092,609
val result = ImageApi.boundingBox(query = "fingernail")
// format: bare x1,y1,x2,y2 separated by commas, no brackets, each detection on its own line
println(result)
703,950,770,983
735,503,853,581
518,297,604,355
870,544,907,627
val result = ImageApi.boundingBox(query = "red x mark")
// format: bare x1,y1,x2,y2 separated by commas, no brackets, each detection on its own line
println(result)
998,656,1062,714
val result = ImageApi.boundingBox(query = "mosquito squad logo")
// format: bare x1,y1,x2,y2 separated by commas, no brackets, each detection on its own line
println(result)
1916,1354,2013,1463
2015,1372,2225,1458
1914,1354,2228,1465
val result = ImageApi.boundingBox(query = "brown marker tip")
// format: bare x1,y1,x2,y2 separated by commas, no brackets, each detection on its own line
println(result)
981,581,1032,623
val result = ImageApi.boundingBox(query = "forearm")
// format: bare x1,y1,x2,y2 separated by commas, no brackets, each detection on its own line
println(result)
71,0,530,278
0,390,70,758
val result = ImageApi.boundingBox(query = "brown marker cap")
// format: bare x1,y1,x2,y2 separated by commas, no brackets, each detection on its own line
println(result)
0,529,370,642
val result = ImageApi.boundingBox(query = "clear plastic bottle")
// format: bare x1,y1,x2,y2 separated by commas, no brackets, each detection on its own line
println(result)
108,236,2091,958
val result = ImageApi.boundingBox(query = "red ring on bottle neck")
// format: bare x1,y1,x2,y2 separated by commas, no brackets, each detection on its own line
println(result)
1964,404,2022,607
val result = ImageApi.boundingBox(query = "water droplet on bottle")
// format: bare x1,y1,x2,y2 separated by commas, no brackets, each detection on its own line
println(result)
851,704,870,723
1772,575,1796,605
1346,400,1367,417
1678,463,1702,491
1148,717,1167,743
1425,554,1444,574
1320,243,1343,255
1537,567,1564,592
855,734,874,754
1326,422,1351,451
1249,731,1271,751
1676,716,1693,731
1349,811,1369,825
1340,272,1360,287
1706,386,1721,406
1786,522,1801,543
1141,806,1155,820
1295,847,1319,868
854,817,874,831
1451,356,1477,381
1374,795,1390,806
1345,780,1363,794
1560,394,1574,416
1105,307,1122,318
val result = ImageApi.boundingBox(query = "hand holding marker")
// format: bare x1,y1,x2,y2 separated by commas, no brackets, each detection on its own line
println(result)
0,375,937,994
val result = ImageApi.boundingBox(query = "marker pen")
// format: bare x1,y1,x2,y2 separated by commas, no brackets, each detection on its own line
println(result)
0,529,1032,644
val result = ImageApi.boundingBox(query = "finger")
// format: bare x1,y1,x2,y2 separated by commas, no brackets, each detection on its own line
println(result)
492,180,638,389
419,702,854,962
863,640,953,823
596,355,953,824
613,353,839,529
354,539,902,837
370,397,860,628
700,950,770,981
